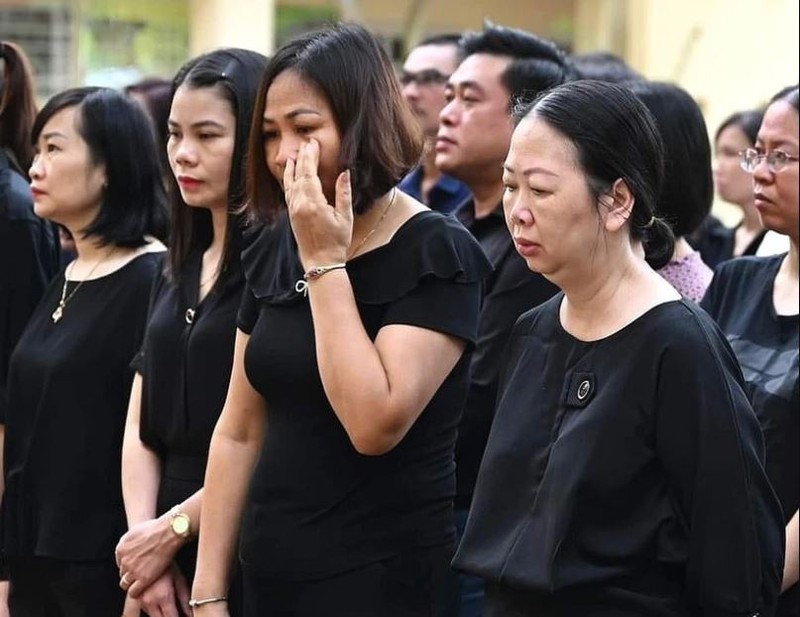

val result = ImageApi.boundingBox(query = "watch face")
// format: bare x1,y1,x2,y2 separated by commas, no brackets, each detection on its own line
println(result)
172,514,190,536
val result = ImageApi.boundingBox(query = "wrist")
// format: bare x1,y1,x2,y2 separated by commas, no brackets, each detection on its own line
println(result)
159,505,192,549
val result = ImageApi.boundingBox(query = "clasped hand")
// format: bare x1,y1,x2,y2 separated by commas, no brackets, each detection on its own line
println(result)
284,139,353,269
116,517,180,599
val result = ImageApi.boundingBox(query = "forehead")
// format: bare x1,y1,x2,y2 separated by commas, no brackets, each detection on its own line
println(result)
506,114,577,169
264,70,331,116
450,53,511,93
758,101,799,148
39,105,81,138
170,84,235,121
403,44,459,73
716,124,749,146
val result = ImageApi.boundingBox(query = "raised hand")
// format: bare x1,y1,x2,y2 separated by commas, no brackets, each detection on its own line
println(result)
283,139,353,269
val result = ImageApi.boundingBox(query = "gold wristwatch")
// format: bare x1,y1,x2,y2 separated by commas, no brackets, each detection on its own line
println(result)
169,505,192,539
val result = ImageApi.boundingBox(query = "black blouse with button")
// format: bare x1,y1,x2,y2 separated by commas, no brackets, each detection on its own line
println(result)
134,235,244,583
453,294,784,617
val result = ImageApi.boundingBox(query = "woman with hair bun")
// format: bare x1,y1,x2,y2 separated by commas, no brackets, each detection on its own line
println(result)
453,79,784,617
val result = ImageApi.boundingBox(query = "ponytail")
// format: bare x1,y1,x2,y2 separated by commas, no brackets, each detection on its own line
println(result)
0,41,38,173
642,215,675,270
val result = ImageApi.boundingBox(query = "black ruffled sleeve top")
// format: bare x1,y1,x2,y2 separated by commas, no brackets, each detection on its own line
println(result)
236,210,491,581
453,296,784,617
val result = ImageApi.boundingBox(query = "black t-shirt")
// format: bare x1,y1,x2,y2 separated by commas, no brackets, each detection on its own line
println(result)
0,151,60,421
688,214,767,269
454,296,784,616
702,254,799,617
236,210,490,580
2,252,161,561
453,201,558,508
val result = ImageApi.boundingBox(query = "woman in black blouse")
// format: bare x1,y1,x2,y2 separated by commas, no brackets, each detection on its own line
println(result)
702,85,799,617
114,48,266,617
191,23,490,617
453,80,784,616
0,87,167,616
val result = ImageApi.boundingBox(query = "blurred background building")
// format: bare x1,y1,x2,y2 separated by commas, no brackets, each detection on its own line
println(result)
1,0,798,219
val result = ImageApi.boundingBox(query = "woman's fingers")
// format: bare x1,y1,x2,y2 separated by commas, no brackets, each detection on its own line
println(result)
334,170,353,219
294,139,320,181
283,156,295,198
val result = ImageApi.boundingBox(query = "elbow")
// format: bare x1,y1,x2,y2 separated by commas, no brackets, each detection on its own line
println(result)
347,420,406,457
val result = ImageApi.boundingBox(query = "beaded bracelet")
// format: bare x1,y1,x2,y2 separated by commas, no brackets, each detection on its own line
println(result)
188,595,228,608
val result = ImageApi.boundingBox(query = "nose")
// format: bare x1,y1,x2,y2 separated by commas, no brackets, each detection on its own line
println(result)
508,198,534,227
174,138,197,167
402,81,420,102
439,98,457,127
274,135,300,168
29,153,43,179
752,155,773,183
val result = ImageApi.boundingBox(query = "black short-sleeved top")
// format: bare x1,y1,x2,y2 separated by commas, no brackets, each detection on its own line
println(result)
453,200,558,509
236,210,491,580
688,214,767,270
0,152,60,421
454,296,784,616
701,254,799,616
2,252,161,561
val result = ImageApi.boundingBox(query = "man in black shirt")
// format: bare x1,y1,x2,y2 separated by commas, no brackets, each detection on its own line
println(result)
434,23,573,616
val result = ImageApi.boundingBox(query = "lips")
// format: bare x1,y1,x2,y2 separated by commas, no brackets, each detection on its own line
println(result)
514,237,540,257
178,176,203,189
435,135,457,153
30,186,47,198
754,192,775,208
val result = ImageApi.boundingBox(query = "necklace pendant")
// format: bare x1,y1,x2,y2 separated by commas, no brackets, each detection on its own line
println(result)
51,305,64,323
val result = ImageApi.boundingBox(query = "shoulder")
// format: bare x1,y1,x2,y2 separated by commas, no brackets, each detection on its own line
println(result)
0,167,38,223
513,293,563,335
704,255,782,308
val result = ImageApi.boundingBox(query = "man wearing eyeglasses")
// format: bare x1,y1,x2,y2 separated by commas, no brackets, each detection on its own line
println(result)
398,34,471,214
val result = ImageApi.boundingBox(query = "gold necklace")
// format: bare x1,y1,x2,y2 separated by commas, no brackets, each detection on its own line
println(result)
51,248,115,323
348,187,397,259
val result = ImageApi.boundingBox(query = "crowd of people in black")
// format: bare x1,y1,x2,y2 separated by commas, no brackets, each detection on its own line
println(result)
0,20,797,617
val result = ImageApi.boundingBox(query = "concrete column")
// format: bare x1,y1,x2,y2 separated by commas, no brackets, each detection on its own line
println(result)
189,0,275,57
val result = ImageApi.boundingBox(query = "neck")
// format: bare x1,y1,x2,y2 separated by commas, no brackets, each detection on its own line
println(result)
739,202,763,231
71,232,114,265
421,140,441,183
672,236,694,261
469,180,504,219
787,240,799,279
206,207,229,260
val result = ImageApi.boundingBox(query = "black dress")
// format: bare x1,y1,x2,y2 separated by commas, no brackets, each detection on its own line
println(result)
702,255,799,617
134,240,244,608
236,210,490,614
453,295,784,617
0,150,60,423
1,252,161,611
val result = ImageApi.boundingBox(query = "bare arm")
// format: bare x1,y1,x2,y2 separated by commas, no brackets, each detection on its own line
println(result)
286,141,466,456
783,510,799,593
191,330,266,603
308,273,465,455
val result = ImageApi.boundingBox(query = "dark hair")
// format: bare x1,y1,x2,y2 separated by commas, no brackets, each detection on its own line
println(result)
31,87,169,247
0,41,37,173
166,48,267,279
247,22,423,222
627,81,713,238
769,85,799,111
460,22,574,111
571,51,644,83
418,33,462,48
715,108,765,146
516,80,674,269
124,77,172,173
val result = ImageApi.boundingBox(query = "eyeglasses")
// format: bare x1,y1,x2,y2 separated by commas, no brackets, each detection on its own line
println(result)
739,148,800,174
399,69,450,87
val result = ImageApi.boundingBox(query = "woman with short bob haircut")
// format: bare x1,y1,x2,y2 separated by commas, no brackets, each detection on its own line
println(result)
115,47,266,617
192,23,490,616
1,87,166,615
453,80,784,616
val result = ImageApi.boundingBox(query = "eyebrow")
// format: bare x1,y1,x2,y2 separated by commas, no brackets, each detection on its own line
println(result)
262,108,322,123
41,131,67,140
503,163,559,177
447,80,486,95
168,119,226,130
756,139,798,150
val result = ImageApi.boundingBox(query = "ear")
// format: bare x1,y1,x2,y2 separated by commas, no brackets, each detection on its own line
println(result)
599,178,635,233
